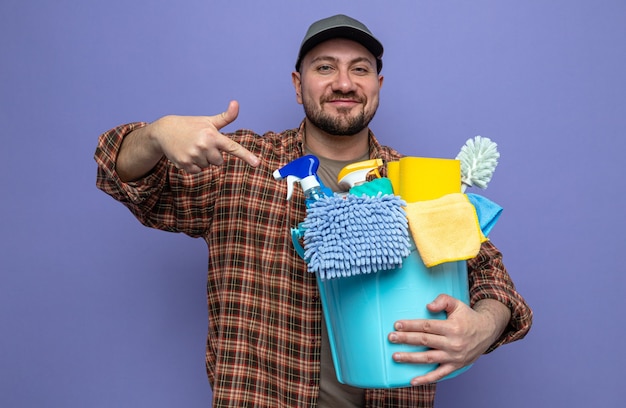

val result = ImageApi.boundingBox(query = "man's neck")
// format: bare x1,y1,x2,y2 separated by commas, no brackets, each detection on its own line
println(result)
303,119,370,161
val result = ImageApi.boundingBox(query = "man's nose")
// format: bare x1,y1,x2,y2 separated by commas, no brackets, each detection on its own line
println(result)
331,69,356,93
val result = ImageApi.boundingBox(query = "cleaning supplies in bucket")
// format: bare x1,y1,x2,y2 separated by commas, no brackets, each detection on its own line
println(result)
404,193,487,267
314,157,476,388
273,155,329,259
273,147,504,388
303,193,411,279
272,154,326,205
456,135,500,192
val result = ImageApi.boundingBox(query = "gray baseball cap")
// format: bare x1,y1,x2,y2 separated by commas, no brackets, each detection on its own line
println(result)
295,14,384,73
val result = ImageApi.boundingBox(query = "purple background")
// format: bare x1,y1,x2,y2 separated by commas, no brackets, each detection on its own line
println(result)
1,1,625,406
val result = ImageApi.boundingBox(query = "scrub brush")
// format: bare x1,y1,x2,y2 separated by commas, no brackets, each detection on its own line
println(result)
456,136,500,192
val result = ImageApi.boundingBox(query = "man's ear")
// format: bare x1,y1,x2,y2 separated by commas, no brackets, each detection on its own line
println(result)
292,71,303,104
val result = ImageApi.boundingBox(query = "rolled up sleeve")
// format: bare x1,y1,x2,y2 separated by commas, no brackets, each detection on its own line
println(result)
467,241,533,352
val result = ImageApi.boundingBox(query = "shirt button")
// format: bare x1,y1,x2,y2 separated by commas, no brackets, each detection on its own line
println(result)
312,295,319,302
309,379,316,386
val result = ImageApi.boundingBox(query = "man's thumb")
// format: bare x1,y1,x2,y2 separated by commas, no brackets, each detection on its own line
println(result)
211,100,239,130
427,294,458,314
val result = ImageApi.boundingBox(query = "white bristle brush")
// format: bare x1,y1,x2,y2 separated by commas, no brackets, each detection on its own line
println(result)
456,136,500,193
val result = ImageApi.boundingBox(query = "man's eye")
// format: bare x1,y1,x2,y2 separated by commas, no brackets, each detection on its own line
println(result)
317,65,334,73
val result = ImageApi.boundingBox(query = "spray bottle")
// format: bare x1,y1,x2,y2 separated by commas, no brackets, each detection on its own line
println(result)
337,158,383,189
273,155,327,259
273,155,325,207
337,159,395,197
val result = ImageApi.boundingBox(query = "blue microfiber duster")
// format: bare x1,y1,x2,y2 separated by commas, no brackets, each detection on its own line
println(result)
302,193,412,280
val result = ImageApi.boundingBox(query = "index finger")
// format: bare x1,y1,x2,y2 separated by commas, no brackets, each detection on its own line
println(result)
216,134,261,167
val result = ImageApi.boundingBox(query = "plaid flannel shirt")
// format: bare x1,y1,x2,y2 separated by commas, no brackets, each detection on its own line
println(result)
95,121,532,407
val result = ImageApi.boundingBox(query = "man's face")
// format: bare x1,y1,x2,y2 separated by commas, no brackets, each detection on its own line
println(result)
293,38,384,136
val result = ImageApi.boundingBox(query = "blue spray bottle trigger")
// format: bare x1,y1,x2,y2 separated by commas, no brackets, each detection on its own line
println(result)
272,155,324,202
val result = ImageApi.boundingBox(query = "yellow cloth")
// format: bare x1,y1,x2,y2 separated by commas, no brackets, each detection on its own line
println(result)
404,193,487,267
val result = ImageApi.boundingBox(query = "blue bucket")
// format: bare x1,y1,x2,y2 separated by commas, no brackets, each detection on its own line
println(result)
317,244,472,388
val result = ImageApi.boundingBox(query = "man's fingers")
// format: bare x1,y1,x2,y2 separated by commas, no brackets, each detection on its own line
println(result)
391,350,466,386
176,132,260,170
389,329,446,351
409,364,458,386
213,135,260,167
205,101,261,167
393,319,447,336
392,348,446,365
160,102,260,170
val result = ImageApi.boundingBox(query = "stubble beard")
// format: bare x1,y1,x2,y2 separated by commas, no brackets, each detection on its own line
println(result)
303,93,378,136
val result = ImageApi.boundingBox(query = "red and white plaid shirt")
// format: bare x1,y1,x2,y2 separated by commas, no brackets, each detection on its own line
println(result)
95,121,532,407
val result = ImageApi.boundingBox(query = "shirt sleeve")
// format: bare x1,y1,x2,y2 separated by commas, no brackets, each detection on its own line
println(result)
94,122,217,237
467,241,533,353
